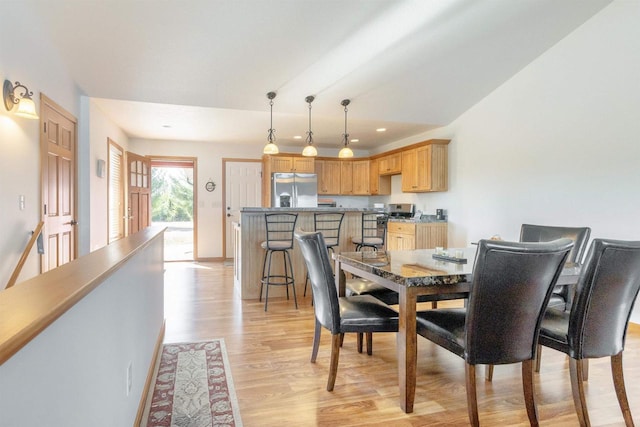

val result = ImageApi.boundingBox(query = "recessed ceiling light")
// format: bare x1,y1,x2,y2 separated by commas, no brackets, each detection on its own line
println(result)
162,124,172,128
350,139,359,143
376,128,386,132
293,135,302,139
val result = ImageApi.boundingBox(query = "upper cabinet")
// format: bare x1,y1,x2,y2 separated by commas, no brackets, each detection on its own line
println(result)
270,155,315,173
401,141,449,192
340,161,354,195
352,160,370,195
378,152,402,175
369,158,391,195
316,159,341,195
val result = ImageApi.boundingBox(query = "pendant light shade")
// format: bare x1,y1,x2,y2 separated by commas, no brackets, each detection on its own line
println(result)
338,99,354,158
302,95,317,157
263,91,279,154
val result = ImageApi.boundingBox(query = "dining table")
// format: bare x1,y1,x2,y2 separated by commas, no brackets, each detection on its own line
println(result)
333,246,581,413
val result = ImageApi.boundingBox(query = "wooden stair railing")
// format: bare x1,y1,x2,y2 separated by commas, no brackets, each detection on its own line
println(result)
5,221,44,289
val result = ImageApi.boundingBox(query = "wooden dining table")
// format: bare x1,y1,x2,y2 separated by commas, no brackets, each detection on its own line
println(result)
333,247,581,413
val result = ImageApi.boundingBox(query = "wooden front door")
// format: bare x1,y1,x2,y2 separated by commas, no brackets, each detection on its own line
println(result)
41,95,77,273
126,152,151,235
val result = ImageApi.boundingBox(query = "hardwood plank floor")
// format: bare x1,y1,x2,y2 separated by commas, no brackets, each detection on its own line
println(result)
161,261,640,426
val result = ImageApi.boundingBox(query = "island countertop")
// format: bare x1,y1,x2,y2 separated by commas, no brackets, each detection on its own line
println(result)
241,207,382,213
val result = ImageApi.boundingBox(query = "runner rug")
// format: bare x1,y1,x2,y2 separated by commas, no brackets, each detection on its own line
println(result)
146,339,242,427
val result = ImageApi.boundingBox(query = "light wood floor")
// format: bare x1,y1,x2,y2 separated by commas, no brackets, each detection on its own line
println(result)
161,261,640,426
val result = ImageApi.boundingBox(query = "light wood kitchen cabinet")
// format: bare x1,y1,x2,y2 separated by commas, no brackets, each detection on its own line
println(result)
387,222,416,250
352,160,370,195
369,158,391,195
269,155,315,173
340,161,353,194
387,221,448,250
401,143,448,192
315,160,341,195
378,153,402,175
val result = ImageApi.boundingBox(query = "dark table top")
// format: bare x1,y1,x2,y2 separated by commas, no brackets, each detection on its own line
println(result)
335,247,581,288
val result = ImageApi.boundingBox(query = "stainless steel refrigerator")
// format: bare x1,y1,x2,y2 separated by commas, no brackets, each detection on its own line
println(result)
271,173,318,207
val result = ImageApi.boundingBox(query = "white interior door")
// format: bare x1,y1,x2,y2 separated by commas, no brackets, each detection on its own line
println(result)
225,161,262,258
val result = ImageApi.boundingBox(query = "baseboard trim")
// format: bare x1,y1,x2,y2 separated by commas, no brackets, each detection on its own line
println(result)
135,319,166,427
196,257,225,262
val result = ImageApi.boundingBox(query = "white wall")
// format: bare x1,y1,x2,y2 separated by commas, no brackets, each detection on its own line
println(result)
128,139,259,259
377,1,640,321
0,231,164,427
0,2,84,286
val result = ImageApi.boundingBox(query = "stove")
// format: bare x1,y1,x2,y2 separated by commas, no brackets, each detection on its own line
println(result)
386,203,415,218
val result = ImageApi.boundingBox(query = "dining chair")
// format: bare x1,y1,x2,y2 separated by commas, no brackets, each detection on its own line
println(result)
535,238,640,427
415,238,572,426
295,230,399,391
520,224,591,310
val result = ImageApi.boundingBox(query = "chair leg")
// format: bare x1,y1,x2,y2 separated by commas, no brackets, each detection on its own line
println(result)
327,334,341,391
285,249,298,309
259,249,269,302
264,250,273,311
465,363,480,427
366,332,373,356
339,333,344,347
431,301,438,309
611,353,634,427
485,364,494,382
311,319,322,363
283,251,290,300
569,357,591,427
522,359,539,427
534,344,542,373
357,333,363,353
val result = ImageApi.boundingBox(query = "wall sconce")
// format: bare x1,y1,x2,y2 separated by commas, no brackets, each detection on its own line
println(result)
3,79,39,119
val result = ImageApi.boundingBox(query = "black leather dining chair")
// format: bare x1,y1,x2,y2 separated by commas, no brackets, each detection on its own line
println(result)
295,230,399,391
415,238,573,426
520,224,591,310
304,212,344,297
535,238,640,427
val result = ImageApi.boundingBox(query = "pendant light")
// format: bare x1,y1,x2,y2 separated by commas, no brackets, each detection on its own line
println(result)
338,99,354,158
263,91,279,154
302,95,318,157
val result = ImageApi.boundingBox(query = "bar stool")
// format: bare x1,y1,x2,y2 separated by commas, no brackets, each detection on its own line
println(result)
352,212,388,251
304,212,345,297
260,213,298,311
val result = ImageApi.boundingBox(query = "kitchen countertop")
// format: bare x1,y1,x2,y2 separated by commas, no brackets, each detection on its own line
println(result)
241,207,382,213
389,215,448,223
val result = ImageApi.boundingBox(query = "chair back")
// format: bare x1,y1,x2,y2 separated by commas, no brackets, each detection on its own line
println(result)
264,213,298,250
465,238,573,365
314,212,344,248
568,239,640,359
361,212,388,247
295,231,341,333
520,224,591,264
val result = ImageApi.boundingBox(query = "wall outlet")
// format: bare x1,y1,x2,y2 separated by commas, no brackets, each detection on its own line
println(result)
126,361,133,396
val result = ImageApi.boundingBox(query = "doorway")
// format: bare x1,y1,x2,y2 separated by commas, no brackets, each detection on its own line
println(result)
151,157,197,261
223,159,262,260
40,95,77,272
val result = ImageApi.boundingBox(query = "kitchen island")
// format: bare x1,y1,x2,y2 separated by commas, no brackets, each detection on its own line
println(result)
236,207,381,300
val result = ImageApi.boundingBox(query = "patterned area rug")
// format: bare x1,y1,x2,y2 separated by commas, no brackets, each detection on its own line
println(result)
146,340,242,427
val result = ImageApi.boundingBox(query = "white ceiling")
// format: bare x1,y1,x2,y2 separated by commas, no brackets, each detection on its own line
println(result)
27,0,611,151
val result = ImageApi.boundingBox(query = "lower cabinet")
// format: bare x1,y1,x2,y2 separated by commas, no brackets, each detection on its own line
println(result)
387,221,447,250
